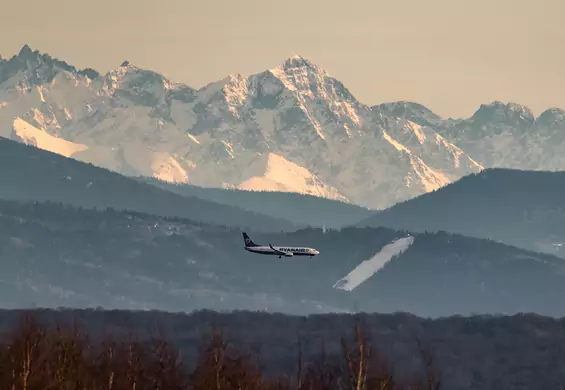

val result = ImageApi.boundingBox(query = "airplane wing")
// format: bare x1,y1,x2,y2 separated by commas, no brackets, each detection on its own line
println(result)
269,244,288,256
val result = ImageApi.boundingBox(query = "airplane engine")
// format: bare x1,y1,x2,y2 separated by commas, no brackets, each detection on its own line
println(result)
285,252,293,257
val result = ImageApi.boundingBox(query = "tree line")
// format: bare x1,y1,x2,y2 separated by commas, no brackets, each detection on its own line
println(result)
0,311,440,390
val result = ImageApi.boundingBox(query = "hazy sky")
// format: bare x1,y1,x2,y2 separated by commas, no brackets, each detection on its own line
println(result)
0,0,563,118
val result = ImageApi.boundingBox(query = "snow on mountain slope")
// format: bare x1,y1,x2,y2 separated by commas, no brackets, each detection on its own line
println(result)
381,129,452,191
121,142,189,183
0,46,485,209
11,117,88,158
238,152,348,201
162,55,481,208
10,116,189,183
394,101,565,172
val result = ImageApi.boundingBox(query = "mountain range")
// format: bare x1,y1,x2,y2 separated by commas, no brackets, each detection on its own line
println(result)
0,93,564,319
1,41,564,390
2,44,565,320
7,44,565,209
3,116,565,318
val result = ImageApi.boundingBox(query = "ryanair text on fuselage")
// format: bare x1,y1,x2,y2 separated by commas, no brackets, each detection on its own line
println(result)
242,232,320,259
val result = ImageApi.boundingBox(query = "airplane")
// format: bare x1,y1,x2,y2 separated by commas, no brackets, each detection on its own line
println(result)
242,232,320,259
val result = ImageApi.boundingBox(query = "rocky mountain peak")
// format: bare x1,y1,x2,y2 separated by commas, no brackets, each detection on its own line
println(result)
0,45,99,86
278,55,319,71
470,101,535,129
1,45,565,210
17,44,37,59
534,108,565,128
270,54,329,80
374,101,443,127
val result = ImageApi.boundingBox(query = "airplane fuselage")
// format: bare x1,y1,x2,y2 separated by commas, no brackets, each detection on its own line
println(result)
242,232,320,258
245,245,319,257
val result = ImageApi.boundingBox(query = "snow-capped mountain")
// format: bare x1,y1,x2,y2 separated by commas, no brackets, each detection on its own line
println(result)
5,45,544,209
391,101,565,172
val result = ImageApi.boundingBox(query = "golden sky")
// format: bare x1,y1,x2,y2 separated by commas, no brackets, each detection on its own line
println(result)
0,0,563,118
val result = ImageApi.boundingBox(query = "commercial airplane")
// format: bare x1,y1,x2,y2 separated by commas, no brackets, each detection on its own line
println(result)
242,232,320,259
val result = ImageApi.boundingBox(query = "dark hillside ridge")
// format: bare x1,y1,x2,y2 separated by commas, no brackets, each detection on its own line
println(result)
0,137,295,231
142,177,374,228
1,199,565,318
357,168,565,257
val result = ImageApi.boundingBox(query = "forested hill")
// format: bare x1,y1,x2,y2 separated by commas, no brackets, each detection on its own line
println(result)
0,309,564,390
1,198,564,317
356,168,565,257
142,177,374,228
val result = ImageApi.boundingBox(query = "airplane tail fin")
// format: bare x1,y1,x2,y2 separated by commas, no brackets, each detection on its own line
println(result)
242,232,258,247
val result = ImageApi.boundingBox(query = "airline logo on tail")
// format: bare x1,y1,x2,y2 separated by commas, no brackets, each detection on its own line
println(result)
243,232,257,247
241,232,319,259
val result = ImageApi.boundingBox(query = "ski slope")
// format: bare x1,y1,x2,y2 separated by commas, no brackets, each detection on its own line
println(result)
333,236,415,291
